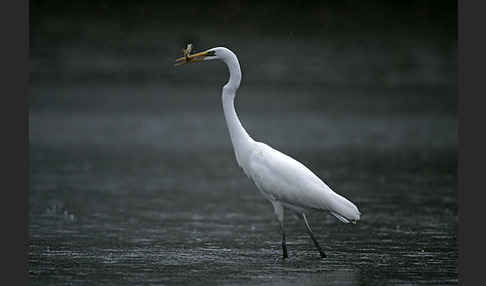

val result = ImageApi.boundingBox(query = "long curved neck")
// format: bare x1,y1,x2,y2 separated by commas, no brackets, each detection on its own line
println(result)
220,51,254,167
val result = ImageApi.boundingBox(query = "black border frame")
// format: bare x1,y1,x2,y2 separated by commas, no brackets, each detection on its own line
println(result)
3,0,28,284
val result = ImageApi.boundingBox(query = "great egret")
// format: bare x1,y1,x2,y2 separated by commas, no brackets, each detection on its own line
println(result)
175,46,361,259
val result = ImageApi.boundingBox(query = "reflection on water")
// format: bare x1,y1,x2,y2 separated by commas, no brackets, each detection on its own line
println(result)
29,82,457,285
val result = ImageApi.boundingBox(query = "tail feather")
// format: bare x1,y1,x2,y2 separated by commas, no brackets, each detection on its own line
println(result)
327,192,361,224
331,212,351,223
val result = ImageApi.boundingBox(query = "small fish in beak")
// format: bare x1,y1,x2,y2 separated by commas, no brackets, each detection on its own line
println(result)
175,43,193,66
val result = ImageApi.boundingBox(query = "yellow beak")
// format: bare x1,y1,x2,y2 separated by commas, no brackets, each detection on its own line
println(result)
174,50,211,66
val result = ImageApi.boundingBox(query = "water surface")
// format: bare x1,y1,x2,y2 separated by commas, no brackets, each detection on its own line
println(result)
29,82,457,285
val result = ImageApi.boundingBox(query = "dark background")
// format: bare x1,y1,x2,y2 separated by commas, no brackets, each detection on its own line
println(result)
30,0,456,86
29,1,457,285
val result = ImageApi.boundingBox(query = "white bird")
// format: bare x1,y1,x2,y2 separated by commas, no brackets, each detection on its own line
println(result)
175,46,361,259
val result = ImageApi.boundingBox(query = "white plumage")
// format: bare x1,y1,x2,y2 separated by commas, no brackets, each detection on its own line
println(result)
175,46,360,259
247,142,360,223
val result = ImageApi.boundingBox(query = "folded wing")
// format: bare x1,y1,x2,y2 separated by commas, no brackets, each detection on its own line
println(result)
247,142,360,223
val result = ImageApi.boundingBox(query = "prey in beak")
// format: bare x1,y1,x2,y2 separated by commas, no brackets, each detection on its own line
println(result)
175,44,214,66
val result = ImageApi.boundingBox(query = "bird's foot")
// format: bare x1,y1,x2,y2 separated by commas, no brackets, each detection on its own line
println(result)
274,255,289,263
282,243,288,259
319,251,327,259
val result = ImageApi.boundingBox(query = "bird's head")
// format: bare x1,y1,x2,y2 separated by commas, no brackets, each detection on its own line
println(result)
175,46,241,89
174,46,232,66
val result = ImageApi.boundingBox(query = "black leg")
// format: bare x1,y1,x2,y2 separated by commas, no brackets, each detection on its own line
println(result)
272,202,288,259
280,223,288,259
302,213,326,258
